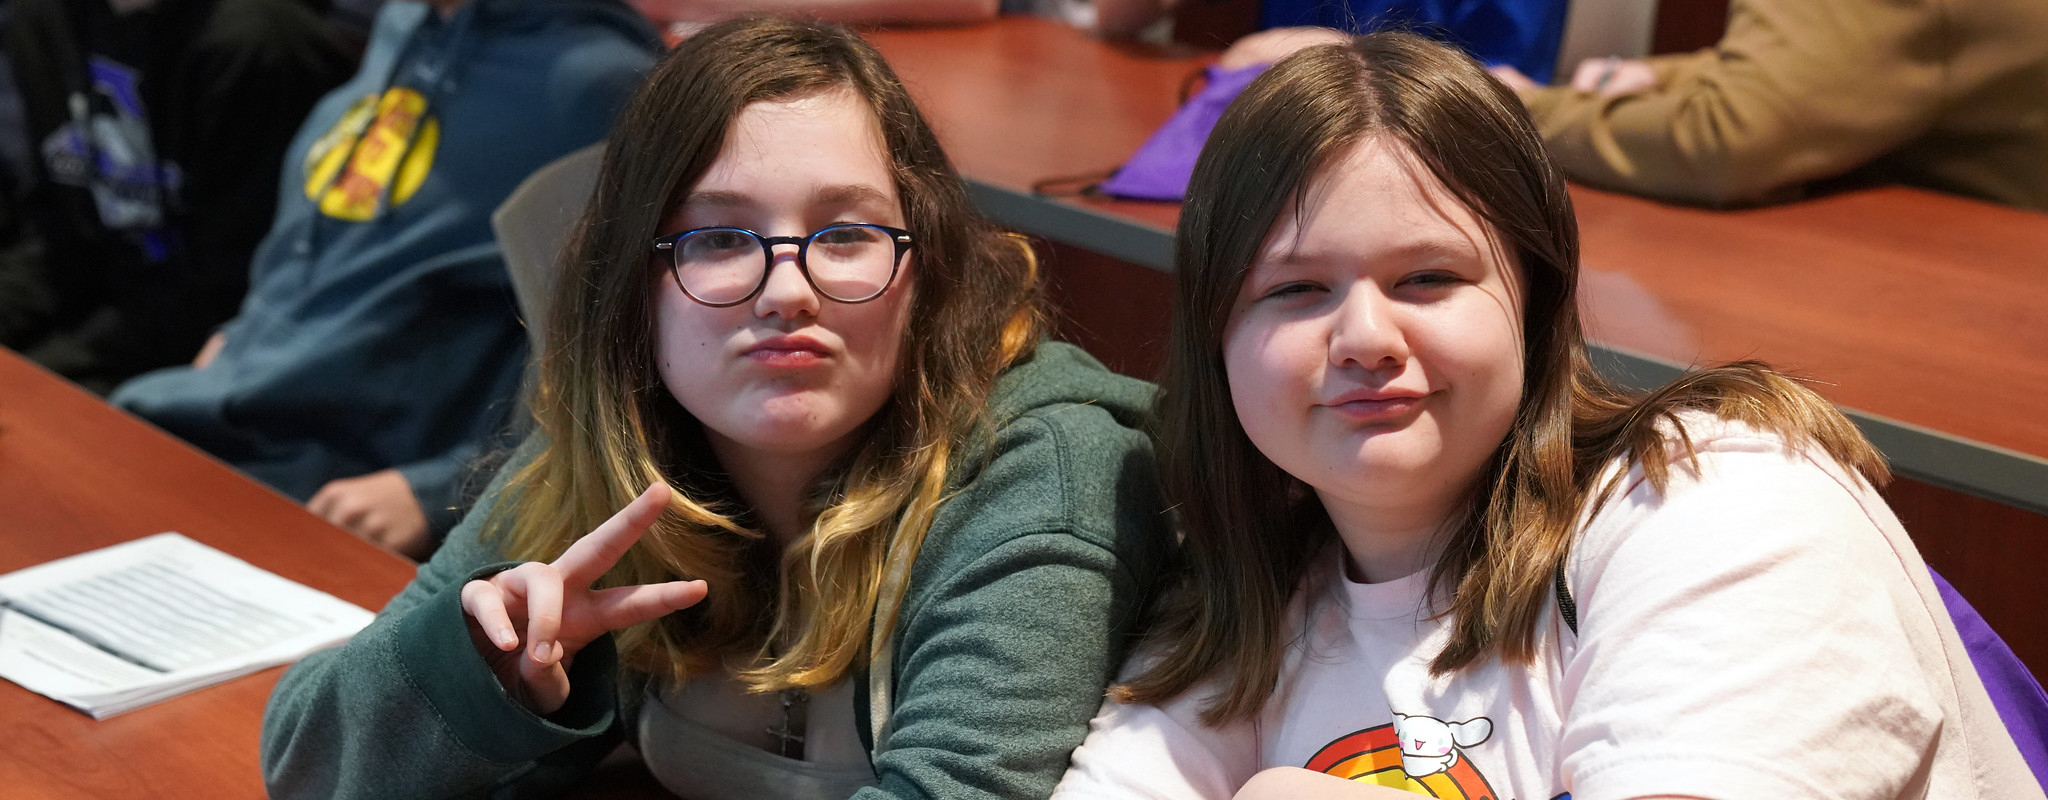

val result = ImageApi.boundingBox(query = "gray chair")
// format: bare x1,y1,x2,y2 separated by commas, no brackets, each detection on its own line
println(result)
492,143,605,348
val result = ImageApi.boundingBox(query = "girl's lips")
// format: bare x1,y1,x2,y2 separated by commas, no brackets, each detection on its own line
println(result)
743,336,831,368
1322,394,1427,424
746,348,828,367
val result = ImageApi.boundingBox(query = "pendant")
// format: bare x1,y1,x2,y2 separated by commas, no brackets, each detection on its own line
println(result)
766,687,809,760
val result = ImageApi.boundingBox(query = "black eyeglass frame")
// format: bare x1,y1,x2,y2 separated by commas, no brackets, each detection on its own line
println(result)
652,223,915,307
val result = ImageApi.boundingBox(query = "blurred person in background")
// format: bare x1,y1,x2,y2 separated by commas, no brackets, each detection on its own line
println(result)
1492,0,2048,210
0,0,358,394
110,0,660,559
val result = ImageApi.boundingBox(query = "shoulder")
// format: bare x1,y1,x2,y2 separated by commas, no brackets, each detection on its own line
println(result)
966,343,1160,527
917,342,1166,571
481,0,661,108
1554,413,2012,798
988,341,1157,431
1569,408,1918,625
1590,409,1877,520
1564,408,1929,627
496,0,662,59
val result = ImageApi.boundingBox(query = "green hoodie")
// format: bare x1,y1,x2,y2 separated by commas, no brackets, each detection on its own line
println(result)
260,342,1170,799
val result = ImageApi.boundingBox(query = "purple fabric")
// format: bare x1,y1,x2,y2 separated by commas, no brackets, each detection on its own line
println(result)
1931,567,2048,790
1097,63,1269,202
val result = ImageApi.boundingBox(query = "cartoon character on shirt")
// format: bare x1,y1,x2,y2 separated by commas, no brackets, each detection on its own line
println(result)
1304,713,1501,799
1393,712,1492,777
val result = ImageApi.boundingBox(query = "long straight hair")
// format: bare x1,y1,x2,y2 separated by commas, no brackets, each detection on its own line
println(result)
1120,32,1886,724
484,18,1044,694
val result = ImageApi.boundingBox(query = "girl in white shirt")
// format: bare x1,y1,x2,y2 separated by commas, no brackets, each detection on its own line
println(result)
1052,31,2040,800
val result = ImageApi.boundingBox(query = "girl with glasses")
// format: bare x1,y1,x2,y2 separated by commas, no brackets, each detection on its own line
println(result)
1051,32,2039,800
262,17,1167,800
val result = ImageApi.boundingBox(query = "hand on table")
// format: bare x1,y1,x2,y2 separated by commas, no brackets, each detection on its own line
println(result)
1569,56,1659,97
460,483,708,715
1219,26,1353,70
310,469,434,560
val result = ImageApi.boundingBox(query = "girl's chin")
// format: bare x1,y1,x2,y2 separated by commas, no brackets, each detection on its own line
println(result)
1307,452,1448,492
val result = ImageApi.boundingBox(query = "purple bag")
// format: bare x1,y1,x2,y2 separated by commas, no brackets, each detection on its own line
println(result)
1930,568,2048,789
1096,63,1270,202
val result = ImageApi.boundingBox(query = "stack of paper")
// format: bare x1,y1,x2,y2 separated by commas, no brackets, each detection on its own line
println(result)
0,532,374,718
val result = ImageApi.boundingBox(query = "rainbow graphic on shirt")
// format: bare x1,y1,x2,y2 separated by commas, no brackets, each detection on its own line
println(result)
1305,715,1501,799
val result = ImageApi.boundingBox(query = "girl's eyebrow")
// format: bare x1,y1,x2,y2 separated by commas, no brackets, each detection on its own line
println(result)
680,190,751,209
678,185,892,210
813,183,893,208
1260,236,1474,267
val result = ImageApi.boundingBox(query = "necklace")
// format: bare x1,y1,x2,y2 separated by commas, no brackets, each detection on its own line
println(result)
765,687,809,760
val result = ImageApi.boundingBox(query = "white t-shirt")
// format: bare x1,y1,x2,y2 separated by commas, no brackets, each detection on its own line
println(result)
1054,416,2040,800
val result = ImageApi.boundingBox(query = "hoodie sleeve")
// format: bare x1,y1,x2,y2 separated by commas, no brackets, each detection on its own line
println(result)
861,384,1168,800
261,442,626,800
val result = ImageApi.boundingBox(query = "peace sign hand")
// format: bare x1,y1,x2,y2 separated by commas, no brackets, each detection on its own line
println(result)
460,483,708,715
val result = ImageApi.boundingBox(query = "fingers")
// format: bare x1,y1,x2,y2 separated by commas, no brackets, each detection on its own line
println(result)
490,564,566,665
588,580,709,632
308,482,346,522
1570,57,1611,93
554,482,673,586
310,479,376,536
460,579,520,652
517,649,573,716
1604,61,1659,97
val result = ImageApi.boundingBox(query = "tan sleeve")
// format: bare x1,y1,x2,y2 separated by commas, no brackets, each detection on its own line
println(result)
1517,0,1948,206
1644,48,1718,87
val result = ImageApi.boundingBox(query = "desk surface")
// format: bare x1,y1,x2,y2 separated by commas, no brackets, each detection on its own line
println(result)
867,19,2048,514
0,350,418,798
0,351,683,799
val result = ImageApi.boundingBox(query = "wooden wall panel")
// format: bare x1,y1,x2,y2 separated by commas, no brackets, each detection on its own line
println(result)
1651,0,1730,54
1883,476,2048,683
1039,241,1174,380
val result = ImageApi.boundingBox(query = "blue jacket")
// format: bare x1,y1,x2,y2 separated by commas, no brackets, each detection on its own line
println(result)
111,0,659,534
1261,0,1570,83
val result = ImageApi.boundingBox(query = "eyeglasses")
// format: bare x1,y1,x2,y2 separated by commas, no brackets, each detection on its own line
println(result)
652,223,915,307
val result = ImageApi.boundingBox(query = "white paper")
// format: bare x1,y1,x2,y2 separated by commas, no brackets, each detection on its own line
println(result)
0,532,374,718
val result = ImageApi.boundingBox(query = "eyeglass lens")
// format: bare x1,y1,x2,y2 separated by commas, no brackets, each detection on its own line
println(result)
674,224,898,305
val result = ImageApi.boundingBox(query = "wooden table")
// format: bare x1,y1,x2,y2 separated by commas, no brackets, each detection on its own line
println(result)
0,350,417,798
867,18,2048,517
0,351,675,798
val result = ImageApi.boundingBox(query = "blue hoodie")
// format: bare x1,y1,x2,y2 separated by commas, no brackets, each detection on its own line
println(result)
112,0,659,534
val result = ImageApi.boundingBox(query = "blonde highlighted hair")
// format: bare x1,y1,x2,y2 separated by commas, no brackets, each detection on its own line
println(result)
485,18,1045,694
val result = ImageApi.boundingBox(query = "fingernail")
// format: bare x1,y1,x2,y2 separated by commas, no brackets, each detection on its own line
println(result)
496,628,516,649
533,640,553,663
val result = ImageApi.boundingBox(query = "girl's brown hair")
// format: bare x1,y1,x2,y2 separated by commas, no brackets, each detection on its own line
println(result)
1121,31,1886,724
485,17,1044,694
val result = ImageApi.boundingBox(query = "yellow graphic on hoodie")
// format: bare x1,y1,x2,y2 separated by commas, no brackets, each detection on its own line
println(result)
302,87,440,221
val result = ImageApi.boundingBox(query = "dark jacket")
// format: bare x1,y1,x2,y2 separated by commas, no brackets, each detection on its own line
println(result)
109,0,659,533
0,0,357,392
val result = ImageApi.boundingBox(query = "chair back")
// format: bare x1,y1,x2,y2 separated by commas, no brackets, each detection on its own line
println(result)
492,143,605,348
